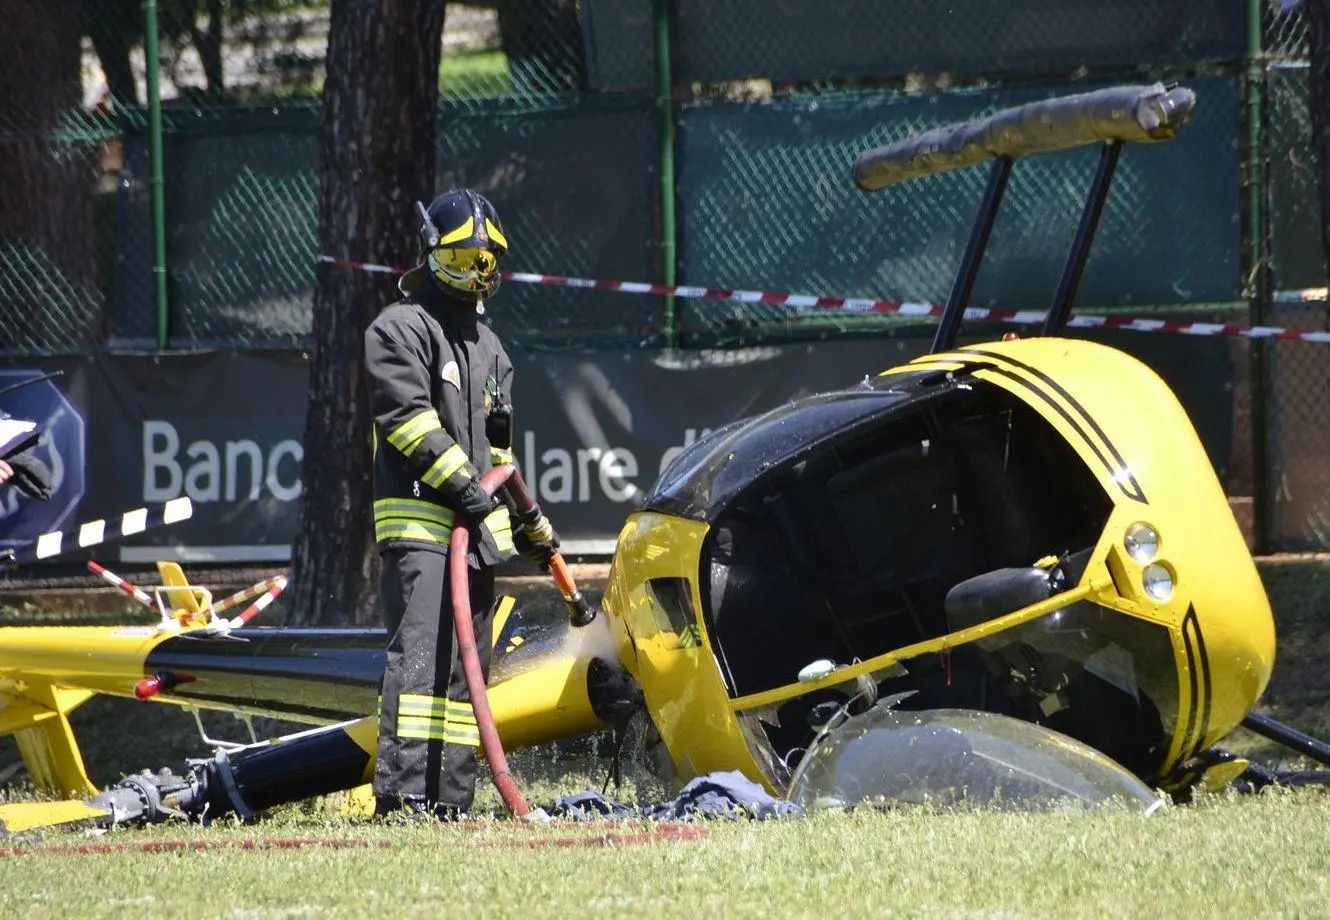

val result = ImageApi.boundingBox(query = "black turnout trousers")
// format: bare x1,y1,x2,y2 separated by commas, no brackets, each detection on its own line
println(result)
374,546,495,811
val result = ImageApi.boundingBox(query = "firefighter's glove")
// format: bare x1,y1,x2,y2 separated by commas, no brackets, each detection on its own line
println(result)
514,507,559,566
444,473,497,525
523,510,559,548
513,527,555,567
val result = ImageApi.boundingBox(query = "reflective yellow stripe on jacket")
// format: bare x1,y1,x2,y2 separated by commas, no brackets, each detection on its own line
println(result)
484,505,514,554
420,444,469,490
374,498,514,554
374,498,455,544
386,409,442,458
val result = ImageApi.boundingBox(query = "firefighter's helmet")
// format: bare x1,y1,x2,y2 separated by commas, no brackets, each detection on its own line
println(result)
414,189,508,302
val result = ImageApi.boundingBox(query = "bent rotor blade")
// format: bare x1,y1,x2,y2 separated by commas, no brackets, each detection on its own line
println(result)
0,800,111,837
4,497,193,568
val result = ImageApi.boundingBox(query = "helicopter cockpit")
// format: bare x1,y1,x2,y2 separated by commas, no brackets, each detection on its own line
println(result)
641,367,1180,784
605,83,1272,799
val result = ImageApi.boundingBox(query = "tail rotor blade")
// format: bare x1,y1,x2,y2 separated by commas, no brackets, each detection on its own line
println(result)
4,497,194,567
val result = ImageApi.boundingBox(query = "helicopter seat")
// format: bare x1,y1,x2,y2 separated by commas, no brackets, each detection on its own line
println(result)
706,515,844,696
820,440,963,588
947,417,1034,571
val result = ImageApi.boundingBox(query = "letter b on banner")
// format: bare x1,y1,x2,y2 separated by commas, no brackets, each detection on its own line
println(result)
0,369,87,548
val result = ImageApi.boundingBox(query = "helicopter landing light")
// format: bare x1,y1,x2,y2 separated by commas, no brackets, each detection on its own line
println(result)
1141,563,1175,602
1124,522,1160,563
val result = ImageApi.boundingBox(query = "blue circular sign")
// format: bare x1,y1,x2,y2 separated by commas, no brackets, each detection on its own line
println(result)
0,369,87,548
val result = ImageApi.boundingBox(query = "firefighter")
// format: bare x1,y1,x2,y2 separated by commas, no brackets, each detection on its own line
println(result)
364,189,559,820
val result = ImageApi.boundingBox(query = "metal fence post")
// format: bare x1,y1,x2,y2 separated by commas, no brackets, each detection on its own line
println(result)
653,0,677,349
1245,0,1272,555
145,0,170,350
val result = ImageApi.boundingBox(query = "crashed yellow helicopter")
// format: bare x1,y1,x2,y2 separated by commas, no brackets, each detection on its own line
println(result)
1,83,1322,832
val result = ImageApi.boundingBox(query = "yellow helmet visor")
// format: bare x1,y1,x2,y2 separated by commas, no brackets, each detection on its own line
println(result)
428,246,501,293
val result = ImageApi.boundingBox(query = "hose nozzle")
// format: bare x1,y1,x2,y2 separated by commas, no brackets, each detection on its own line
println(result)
550,553,597,627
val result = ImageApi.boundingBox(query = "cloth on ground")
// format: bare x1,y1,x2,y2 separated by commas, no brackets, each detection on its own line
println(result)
549,770,803,821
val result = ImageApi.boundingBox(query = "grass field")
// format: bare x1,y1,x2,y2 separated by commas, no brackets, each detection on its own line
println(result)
2,790,1330,918
2,560,1330,917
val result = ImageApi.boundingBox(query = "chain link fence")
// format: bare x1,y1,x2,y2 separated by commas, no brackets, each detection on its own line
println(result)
1260,0,1330,550
1,0,1257,351
0,1,127,355
675,76,1244,346
4,0,1329,549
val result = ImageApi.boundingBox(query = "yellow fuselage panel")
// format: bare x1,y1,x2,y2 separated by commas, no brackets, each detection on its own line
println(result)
605,512,760,783
897,338,1274,768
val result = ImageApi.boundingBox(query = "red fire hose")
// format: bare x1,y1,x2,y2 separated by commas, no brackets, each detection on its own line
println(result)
449,464,596,818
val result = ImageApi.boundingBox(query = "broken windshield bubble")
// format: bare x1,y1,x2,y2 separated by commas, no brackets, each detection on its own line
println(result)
788,705,1163,815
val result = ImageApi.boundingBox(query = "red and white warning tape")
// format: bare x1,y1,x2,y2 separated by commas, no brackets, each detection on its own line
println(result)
318,256,403,276
318,255,1330,345
229,575,288,628
211,575,287,616
87,560,155,610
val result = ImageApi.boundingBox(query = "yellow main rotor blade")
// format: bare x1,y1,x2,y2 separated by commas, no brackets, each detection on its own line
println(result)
0,800,110,836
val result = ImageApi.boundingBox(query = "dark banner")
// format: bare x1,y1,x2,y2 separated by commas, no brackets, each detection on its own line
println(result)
0,334,1234,562
0,352,309,562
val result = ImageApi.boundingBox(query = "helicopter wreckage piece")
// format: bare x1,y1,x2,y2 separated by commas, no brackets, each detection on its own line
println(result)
2,82,1326,833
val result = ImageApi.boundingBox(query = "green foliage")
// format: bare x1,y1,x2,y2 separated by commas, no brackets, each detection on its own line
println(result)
440,49,512,98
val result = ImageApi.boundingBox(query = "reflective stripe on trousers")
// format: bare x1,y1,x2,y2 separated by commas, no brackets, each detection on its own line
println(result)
373,547,495,810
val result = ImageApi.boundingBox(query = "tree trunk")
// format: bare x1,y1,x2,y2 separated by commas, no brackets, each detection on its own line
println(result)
288,0,447,626
82,0,142,107
1309,0,1330,279
0,0,99,350
190,0,227,99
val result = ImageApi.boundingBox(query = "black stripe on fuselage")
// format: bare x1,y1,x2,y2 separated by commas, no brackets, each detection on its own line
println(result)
1181,606,1213,763
966,349,1147,504
911,350,1147,504
1179,614,1200,766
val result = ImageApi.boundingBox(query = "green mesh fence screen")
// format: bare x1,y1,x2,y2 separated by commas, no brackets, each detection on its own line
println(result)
1265,0,1309,59
1265,302,1330,551
0,0,1260,354
113,97,662,347
8,0,1330,550
115,106,322,346
434,100,661,348
1268,64,1324,291
0,0,129,356
675,76,1243,346
1260,2,1330,550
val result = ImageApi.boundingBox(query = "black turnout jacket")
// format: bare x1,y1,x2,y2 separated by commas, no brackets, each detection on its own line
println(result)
364,280,516,565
